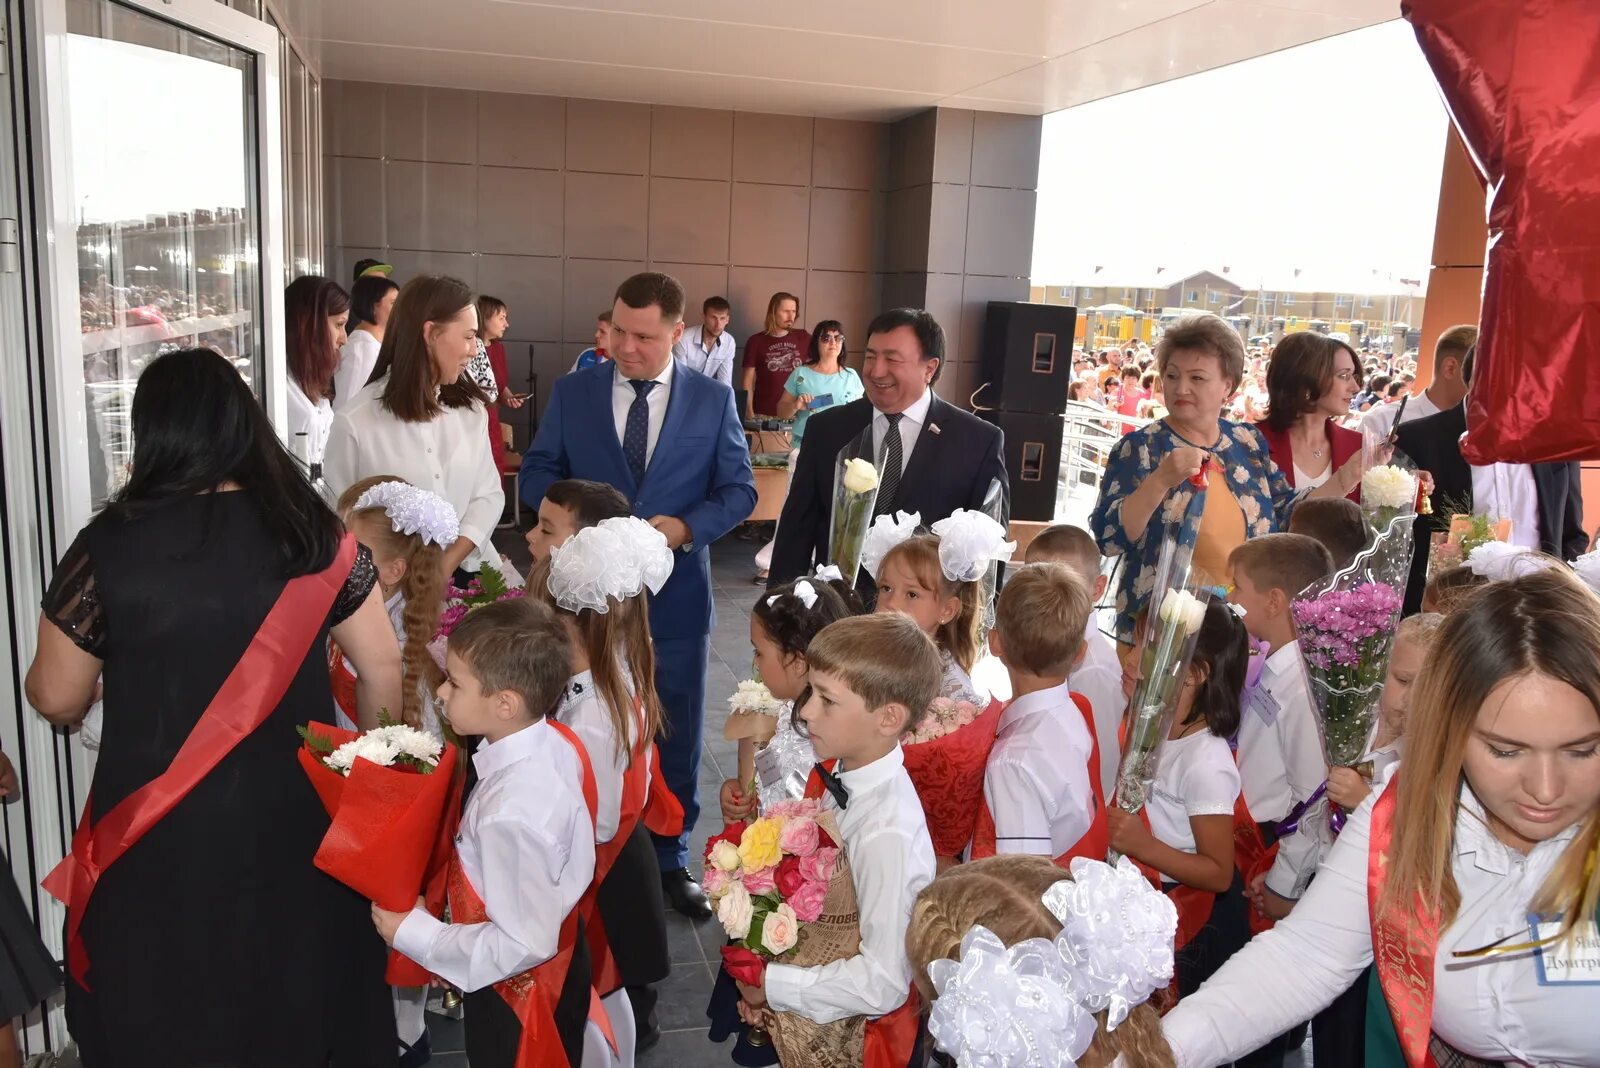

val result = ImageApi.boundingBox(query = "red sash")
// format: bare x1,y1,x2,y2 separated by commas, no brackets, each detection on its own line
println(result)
1126,807,1215,953
583,697,652,996
970,692,1108,866
1231,786,1279,937
448,720,608,1068
327,641,358,723
799,768,924,1067
1367,777,1439,1068
43,535,358,990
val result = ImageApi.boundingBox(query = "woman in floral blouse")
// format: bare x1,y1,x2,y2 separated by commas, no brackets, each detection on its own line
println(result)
1090,314,1367,646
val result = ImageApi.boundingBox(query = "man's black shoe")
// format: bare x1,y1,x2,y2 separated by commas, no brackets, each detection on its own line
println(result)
661,867,713,920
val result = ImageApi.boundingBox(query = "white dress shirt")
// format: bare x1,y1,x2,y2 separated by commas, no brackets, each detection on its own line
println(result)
610,358,674,470
1163,774,1599,1068
1357,387,1441,440
1146,729,1240,869
285,378,334,465
1235,639,1327,899
556,671,636,846
673,325,736,385
333,329,382,411
1467,447,1541,549
766,745,936,1023
872,387,934,475
984,681,1097,858
324,379,505,571
393,720,596,993
1070,619,1128,800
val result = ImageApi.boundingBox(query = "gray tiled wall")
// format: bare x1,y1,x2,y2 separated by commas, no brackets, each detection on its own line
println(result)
322,81,902,436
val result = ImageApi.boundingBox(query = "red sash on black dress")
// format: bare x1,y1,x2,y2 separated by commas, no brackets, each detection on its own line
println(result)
44,535,358,989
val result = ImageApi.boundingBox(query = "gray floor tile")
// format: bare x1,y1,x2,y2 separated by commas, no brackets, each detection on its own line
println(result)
640,1025,734,1068
652,961,717,1034
665,912,709,965
430,1014,464,1052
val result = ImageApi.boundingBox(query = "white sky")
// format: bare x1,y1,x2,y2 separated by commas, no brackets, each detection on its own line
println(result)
1031,20,1450,290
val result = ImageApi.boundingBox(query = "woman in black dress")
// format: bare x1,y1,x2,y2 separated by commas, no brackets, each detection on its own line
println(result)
25,348,405,1066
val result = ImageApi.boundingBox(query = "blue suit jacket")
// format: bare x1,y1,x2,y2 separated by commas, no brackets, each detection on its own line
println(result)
518,361,757,636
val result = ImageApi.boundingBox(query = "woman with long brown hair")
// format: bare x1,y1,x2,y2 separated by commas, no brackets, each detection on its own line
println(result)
1164,565,1600,1067
325,275,503,582
284,275,350,465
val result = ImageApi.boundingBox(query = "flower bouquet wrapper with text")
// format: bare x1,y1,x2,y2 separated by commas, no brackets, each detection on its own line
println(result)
297,721,462,984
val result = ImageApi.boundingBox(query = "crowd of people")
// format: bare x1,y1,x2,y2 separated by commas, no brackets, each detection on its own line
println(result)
5,258,1599,1068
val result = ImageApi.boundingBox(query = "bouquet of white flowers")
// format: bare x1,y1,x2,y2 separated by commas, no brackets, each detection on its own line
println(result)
302,720,444,777
724,679,785,745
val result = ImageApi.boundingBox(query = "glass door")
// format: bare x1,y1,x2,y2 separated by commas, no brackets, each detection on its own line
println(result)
36,0,283,539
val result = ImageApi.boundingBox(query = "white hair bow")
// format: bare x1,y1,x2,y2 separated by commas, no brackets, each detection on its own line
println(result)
354,482,460,549
1466,542,1553,582
860,511,922,580
547,516,673,613
926,857,1177,1067
1571,551,1600,596
930,509,1017,583
813,564,843,583
767,579,819,611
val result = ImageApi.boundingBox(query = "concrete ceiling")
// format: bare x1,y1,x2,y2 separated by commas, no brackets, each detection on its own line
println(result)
300,0,1401,120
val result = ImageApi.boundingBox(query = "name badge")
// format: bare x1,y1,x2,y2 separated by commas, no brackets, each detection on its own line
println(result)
1250,687,1281,726
1530,916,1600,985
753,745,785,789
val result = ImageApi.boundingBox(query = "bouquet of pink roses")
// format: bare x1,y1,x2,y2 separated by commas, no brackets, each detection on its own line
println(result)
427,567,525,668
701,798,841,983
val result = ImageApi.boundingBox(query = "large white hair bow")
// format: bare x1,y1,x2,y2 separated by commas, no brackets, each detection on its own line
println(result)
1571,550,1600,596
931,509,1017,583
1466,541,1554,582
547,516,673,613
859,510,922,580
925,857,1176,1067
354,482,460,549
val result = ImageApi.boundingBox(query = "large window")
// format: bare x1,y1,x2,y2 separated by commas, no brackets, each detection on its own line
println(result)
270,8,322,279
66,0,262,505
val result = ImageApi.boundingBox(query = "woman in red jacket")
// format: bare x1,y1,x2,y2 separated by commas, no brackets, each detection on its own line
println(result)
1255,332,1364,500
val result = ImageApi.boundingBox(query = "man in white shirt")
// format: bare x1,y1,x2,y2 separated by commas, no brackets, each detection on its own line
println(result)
1358,322,1476,440
672,295,736,385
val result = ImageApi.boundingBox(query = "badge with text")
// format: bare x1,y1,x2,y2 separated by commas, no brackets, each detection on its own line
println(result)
1530,916,1600,985
1249,687,1281,726
753,744,785,788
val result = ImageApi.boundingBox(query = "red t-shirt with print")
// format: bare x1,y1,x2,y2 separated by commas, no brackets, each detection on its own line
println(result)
743,329,811,417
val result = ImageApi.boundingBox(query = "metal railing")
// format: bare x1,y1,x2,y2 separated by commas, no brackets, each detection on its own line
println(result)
1058,401,1146,509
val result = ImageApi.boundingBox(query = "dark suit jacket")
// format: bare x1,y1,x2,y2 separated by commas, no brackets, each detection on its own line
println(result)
769,392,1009,587
1394,403,1585,613
518,361,757,636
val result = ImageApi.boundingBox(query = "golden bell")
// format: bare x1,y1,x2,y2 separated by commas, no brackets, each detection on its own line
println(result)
441,988,462,1011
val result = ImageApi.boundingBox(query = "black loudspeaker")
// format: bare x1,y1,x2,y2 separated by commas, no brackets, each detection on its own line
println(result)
980,301,1077,414
979,409,1063,522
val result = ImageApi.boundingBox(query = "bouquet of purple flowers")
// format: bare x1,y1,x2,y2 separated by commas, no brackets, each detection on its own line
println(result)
1292,580,1405,768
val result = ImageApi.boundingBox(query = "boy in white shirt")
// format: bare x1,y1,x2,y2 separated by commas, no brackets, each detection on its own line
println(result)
973,564,1106,864
525,477,631,565
1226,533,1335,918
1023,523,1125,798
734,613,941,1053
373,598,598,1068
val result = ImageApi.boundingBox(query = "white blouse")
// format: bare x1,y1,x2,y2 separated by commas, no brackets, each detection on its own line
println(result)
285,377,334,465
324,379,504,571
555,671,637,846
1145,728,1240,870
1163,774,1600,1068
333,329,382,412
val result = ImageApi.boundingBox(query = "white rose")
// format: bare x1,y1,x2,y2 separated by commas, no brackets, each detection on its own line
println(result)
842,457,880,494
1362,465,1417,510
717,882,754,940
708,840,743,873
760,903,800,955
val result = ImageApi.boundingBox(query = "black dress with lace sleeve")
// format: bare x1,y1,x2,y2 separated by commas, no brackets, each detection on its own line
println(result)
41,530,105,658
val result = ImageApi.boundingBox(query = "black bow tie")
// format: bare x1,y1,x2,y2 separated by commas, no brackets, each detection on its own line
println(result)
813,762,849,810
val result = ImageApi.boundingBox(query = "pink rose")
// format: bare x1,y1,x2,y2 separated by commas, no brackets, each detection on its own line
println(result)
760,903,800,955
778,816,820,858
702,867,732,897
787,879,828,923
799,846,838,885
742,865,777,896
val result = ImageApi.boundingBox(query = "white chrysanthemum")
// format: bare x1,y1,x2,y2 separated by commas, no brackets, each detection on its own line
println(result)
371,724,443,765
1361,465,1417,510
728,679,782,716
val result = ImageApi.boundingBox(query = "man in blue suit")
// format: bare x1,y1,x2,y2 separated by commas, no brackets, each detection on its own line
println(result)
520,272,757,921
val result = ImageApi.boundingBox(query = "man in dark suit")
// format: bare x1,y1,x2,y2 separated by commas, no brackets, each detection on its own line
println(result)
1395,346,1586,614
769,308,1008,589
520,273,757,923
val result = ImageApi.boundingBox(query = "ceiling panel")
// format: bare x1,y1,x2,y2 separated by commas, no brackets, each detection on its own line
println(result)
306,0,1398,120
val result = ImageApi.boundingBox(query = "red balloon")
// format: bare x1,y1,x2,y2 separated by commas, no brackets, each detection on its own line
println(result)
1405,0,1600,462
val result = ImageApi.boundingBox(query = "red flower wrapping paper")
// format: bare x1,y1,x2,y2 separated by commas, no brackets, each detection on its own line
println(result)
901,697,1003,858
297,722,462,985
1405,0,1600,462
